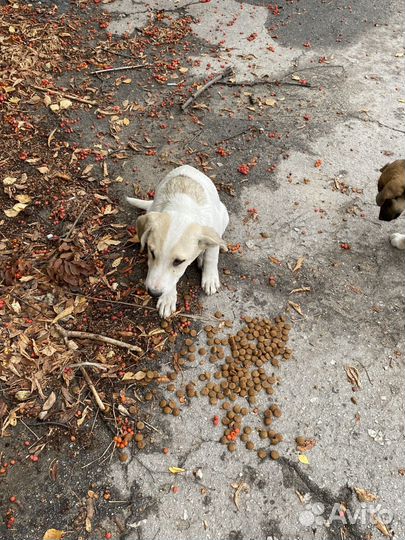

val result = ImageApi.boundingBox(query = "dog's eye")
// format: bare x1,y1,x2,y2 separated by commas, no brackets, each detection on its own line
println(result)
149,248,155,259
173,258,185,267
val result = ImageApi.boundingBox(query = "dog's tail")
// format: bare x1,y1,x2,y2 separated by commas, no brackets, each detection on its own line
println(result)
126,197,153,210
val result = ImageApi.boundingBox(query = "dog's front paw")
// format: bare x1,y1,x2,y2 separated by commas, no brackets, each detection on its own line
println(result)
202,271,220,295
157,291,177,318
390,233,405,250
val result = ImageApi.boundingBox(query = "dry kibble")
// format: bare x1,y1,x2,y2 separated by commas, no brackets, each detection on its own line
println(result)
136,421,145,430
246,441,255,450
296,436,306,446
214,311,223,319
228,443,237,452
198,348,207,355
160,400,167,408
270,450,280,460
163,406,172,415
172,408,181,416
257,449,267,460
243,426,252,434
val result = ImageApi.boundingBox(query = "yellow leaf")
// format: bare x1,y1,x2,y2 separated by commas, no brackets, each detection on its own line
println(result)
122,118,130,126
52,305,74,324
122,371,146,381
3,176,17,186
10,299,21,313
8,25,16,33
168,467,185,474
298,454,309,465
4,202,28,217
15,390,32,402
122,78,132,84
37,166,50,175
9,96,20,104
16,194,32,204
43,529,65,540
59,99,72,110
264,98,276,107
179,67,189,73
50,103,60,112
112,257,122,268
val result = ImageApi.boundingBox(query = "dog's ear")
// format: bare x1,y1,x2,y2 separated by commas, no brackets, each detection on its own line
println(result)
376,182,404,206
198,226,228,252
136,213,159,251
379,163,389,173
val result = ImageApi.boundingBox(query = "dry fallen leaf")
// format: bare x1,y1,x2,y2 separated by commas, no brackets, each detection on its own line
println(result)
39,391,57,419
288,301,304,316
59,99,72,110
231,482,250,511
354,487,378,503
298,454,310,465
345,366,361,388
122,371,146,381
168,466,185,474
4,202,29,217
297,438,317,452
43,529,65,540
372,515,392,537
52,305,74,324
293,256,305,272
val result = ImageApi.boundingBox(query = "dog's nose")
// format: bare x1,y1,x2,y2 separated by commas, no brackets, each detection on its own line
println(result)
147,288,162,298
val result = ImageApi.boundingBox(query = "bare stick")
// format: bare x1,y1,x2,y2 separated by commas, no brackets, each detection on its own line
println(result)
80,367,106,412
182,66,233,111
63,202,90,240
55,324,143,353
30,85,97,106
90,64,151,75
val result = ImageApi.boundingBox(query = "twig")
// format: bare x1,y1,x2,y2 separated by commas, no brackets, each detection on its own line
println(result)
67,362,108,371
82,440,114,469
358,362,374,386
182,66,233,111
63,202,90,240
142,420,162,435
20,419,40,440
55,323,143,352
80,367,106,412
30,85,97,105
90,64,151,75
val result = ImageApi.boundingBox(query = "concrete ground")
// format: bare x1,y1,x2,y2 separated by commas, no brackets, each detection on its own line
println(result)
99,1,404,539
3,1,403,539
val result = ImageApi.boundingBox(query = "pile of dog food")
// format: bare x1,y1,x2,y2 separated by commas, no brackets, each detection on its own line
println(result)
158,313,292,460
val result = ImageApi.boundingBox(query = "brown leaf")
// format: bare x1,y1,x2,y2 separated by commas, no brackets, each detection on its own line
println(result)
345,366,361,388
293,256,305,272
288,301,304,316
373,515,392,537
354,487,378,502
297,438,317,452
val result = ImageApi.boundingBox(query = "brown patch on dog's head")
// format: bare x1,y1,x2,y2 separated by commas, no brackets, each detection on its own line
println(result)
376,159,405,221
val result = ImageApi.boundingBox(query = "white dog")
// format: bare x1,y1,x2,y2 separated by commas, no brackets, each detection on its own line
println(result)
127,165,229,317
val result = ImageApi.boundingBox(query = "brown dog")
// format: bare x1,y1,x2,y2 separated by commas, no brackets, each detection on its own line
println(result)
376,159,405,249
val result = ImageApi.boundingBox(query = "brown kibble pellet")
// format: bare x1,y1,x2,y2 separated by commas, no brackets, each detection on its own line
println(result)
295,436,306,446
172,408,181,416
259,430,268,439
190,329,197,337
246,441,255,450
240,407,249,416
163,406,172,414
272,407,282,418
240,433,249,443
160,400,167,408
198,348,207,355
222,402,231,410
137,440,146,449
134,433,143,442
258,449,267,460
185,338,193,346
270,450,280,460
144,392,153,401
228,442,237,452
220,436,228,444
167,383,176,392
264,417,273,426
136,421,145,430
214,310,223,319
243,426,252,434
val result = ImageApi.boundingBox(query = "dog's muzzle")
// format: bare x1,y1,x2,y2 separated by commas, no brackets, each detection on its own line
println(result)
147,288,162,298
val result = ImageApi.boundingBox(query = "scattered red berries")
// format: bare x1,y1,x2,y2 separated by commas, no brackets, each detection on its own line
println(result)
238,164,250,175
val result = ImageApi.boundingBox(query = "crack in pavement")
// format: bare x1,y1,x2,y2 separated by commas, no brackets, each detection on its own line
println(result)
279,457,366,540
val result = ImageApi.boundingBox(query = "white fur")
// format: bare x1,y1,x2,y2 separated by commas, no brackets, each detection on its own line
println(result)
127,165,229,317
390,232,405,250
